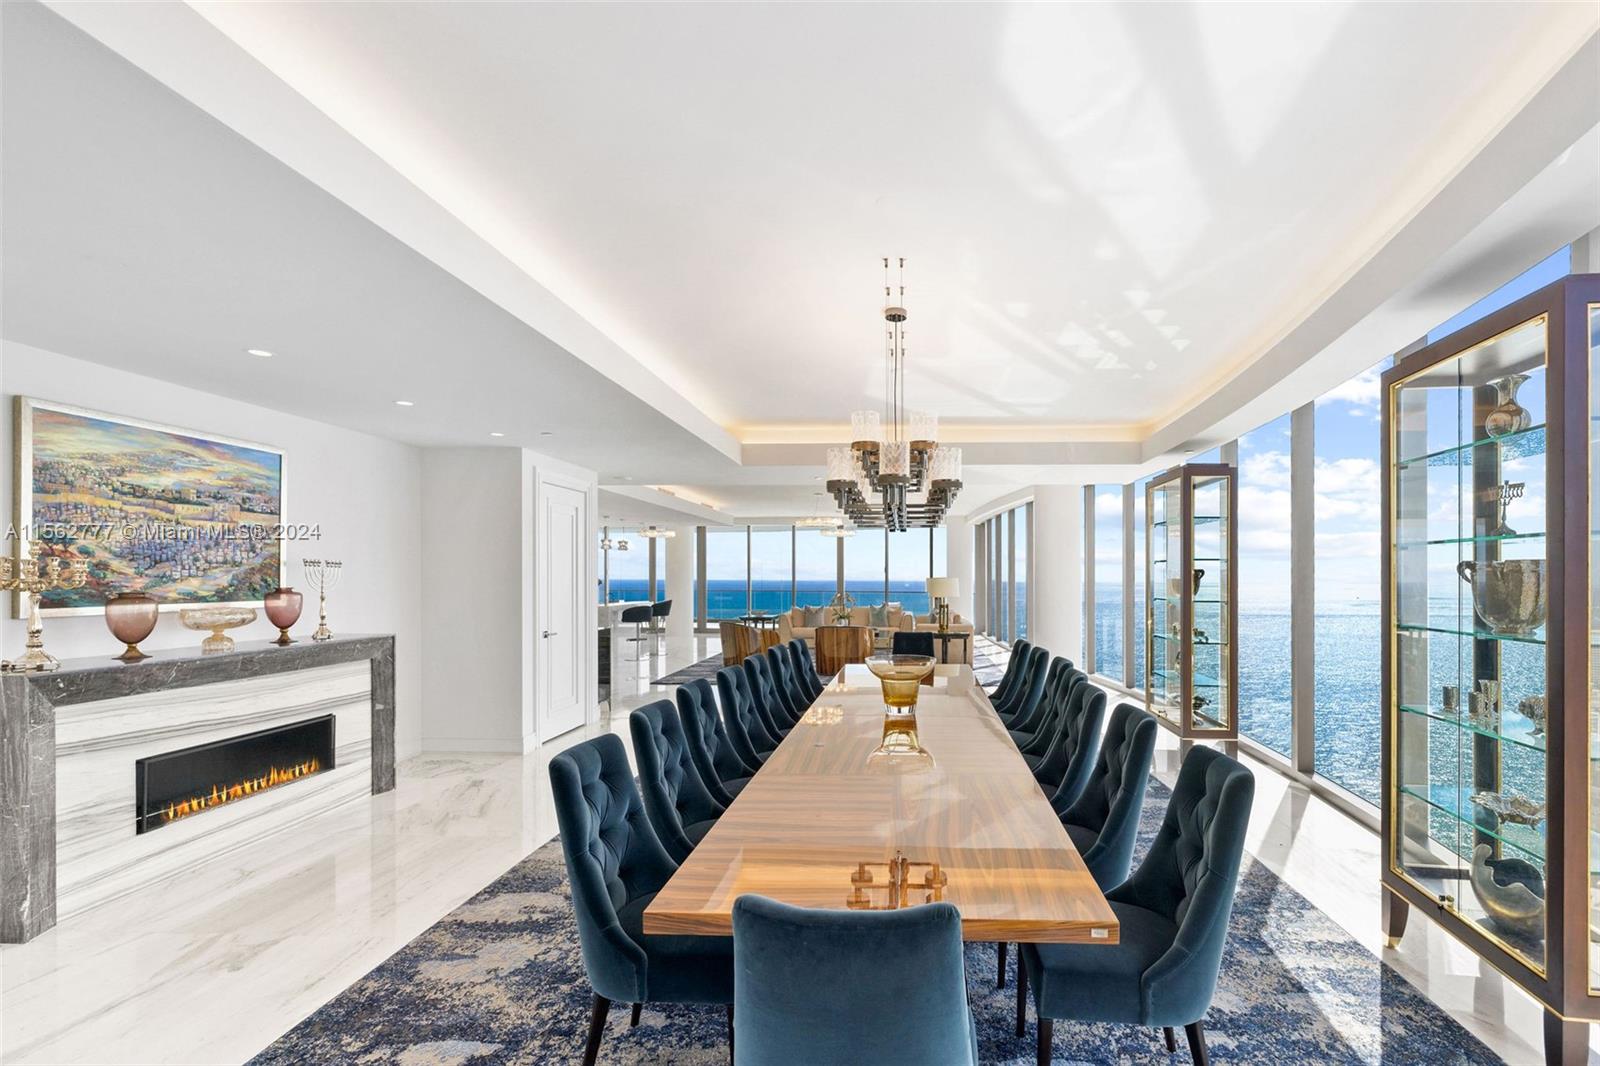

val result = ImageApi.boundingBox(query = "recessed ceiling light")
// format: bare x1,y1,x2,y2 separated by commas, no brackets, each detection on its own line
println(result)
490,432,505,438
245,348,273,358
394,400,414,407
539,431,554,436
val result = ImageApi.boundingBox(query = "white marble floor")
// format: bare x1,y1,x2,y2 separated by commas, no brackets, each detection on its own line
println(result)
0,635,1575,1064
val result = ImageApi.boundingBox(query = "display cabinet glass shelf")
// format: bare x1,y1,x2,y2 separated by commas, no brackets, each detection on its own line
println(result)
1380,273,1599,1064
1144,463,1237,739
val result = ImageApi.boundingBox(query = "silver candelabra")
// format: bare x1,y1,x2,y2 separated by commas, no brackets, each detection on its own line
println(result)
301,559,343,642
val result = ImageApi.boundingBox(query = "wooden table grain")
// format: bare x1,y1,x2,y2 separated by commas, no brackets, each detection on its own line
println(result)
644,664,1119,944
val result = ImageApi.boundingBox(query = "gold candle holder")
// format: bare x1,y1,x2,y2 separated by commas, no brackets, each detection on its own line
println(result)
1,541,90,672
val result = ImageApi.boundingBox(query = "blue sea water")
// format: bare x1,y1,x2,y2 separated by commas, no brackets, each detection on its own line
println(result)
1095,587,1547,870
604,579,939,618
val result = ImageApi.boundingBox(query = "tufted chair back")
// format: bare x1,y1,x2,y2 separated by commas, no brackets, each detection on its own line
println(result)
765,645,810,724
1012,658,1074,749
549,733,678,1003
629,700,726,864
989,639,1031,703
1110,745,1255,1022
742,652,793,738
676,678,754,808
1061,702,1158,890
788,638,825,699
996,646,1050,723
717,664,779,769
1033,682,1105,811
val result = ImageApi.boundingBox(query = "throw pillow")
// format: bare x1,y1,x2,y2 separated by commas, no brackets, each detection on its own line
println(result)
868,603,889,628
803,606,827,628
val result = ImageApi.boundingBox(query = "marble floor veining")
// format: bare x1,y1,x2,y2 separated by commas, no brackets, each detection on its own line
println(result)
0,635,1576,1064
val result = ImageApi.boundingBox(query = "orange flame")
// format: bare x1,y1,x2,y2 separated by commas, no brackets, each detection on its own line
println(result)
160,759,321,825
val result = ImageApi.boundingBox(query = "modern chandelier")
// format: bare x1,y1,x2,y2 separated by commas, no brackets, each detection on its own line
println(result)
825,258,962,531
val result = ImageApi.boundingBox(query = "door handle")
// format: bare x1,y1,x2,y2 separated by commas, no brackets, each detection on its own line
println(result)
543,631,558,638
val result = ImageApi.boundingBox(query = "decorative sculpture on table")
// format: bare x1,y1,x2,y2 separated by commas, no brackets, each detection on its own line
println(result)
0,541,89,672
845,851,947,910
104,591,159,662
864,654,936,772
302,560,343,642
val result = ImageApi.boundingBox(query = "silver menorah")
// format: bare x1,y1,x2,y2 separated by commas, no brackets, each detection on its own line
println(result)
1481,481,1524,538
301,559,343,642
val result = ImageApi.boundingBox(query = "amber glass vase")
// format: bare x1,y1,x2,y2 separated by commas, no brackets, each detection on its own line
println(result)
864,655,936,771
105,592,159,662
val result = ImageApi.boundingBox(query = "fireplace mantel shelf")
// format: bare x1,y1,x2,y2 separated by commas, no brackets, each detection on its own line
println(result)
0,633,396,944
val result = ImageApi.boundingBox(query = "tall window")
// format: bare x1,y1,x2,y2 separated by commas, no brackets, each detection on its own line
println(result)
1132,478,1150,689
704,527,749,620
1013,504,1030,640
1094,487,1124,680
1238,414,1293,757
888,530,933,614
1312,358,1389,804
795,529,837,607
749,527,793,614
606,531,648,602
843,528,887,607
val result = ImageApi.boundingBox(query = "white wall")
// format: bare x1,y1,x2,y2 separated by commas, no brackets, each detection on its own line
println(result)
0,340,425,757
419,447,598,752
944,517,974,623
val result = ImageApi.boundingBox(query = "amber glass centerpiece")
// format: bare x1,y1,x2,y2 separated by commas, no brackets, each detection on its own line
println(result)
864,654,936,770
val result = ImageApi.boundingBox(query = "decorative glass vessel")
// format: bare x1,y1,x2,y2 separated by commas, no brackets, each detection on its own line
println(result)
1144,463,1238,739
104,592,159,662
864,654,936,770
263,587,303,646
1380,273,1599,1062
178,607,257,654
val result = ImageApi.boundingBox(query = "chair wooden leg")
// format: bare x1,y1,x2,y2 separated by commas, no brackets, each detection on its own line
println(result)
630,1002,642,1027
1014,951,1028,1037
1184,1021,1209,1066
1164,1027,1177,1052
1036,1017,1053,1066
997,940,1008,987
726,1004,735,1065
582,993,610,1066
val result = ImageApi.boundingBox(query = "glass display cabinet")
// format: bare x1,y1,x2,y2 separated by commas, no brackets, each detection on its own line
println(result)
1145,463,1237,739
1381,273,1599,1063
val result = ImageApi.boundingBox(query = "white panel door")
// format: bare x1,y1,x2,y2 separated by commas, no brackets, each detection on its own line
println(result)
539,481,587,740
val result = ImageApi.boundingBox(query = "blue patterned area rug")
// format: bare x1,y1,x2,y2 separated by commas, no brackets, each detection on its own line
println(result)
251,777,1503,1065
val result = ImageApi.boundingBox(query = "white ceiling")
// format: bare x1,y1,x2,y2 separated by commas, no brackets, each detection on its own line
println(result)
185,0,1596,434
7,1,1600,525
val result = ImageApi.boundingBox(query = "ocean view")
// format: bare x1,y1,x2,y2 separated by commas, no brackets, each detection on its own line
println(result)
605,579,954,618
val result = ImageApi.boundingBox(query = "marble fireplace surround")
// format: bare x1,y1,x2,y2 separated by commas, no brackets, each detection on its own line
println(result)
0,634,395,943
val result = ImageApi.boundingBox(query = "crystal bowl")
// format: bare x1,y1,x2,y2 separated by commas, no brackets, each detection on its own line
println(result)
179,606,257,654
865,654,935,710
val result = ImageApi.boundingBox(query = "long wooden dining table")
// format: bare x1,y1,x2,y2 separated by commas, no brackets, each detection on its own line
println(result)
644,663,1119,944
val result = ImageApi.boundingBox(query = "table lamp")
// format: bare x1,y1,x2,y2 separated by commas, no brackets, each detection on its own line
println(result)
925,577,960,633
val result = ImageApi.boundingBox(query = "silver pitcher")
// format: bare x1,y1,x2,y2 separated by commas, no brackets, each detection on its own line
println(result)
1456,559,1547,636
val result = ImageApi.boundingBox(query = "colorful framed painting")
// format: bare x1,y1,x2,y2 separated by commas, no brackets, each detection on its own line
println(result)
13,397,286,617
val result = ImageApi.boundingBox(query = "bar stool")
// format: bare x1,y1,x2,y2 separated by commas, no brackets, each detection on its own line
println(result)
650,599,672,654
620,603,653,669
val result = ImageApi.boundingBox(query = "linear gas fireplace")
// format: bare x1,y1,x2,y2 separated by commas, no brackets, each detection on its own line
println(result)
134,715,336,834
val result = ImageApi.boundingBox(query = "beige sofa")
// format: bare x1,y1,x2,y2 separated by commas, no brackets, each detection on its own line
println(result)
777,604,915,646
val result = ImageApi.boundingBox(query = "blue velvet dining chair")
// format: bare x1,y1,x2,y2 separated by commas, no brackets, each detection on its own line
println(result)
717,665,780,769
787,639,826,701
988,638,1031,702
731,894,977,1066
676,678,757,807
1017,667,1085,758
548,734,734,1066
1017,745,1256,1066
1007,658,1074,750
630,699,726,864
741,653,795,737
763,645,810,725
1035,683,1107,816
891,630,935,657
1060,702,1159,891
996,646,1050,725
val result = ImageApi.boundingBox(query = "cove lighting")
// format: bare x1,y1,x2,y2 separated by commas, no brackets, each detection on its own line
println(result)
245,348,274,358
394,400,415,407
